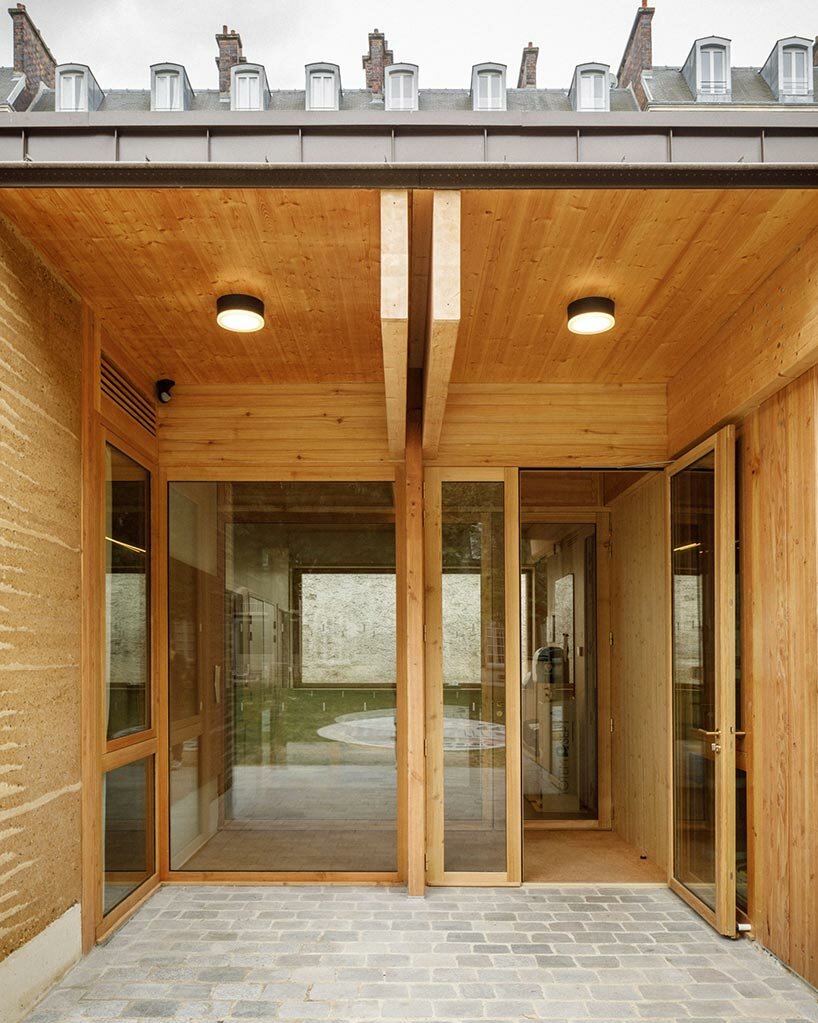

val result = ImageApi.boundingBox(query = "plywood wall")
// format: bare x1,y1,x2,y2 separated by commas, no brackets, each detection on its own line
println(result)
158,384,394,474
0,215,82,959
609,474,669,872
742,368,818,989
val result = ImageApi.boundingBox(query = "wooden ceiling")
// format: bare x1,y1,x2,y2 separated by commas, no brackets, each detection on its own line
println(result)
0,185,817,391
455,188,818,384
0,188,383,385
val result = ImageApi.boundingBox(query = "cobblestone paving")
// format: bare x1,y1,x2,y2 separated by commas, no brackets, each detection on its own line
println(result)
25,885,818,1023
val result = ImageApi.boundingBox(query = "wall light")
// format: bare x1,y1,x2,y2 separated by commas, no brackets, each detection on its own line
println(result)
216,293,265,333
567,296,616,335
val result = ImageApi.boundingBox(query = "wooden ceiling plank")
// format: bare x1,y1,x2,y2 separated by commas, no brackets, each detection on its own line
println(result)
667,223,818,456
422,191,461,460
380,190,410,459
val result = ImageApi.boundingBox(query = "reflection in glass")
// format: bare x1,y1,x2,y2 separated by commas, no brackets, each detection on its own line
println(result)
168,482,397,872
103,756,154,914
105,445,150,741
519,498,598,821
671,452,717,910
441,481,506,872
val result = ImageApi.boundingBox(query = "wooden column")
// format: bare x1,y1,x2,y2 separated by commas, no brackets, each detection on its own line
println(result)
422,192,461,460
396,417,426,894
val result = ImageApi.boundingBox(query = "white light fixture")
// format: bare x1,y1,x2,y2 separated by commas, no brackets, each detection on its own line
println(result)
567,296,616,335
216,293,265,333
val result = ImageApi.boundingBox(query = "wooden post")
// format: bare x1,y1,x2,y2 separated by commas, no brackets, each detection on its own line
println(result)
398,417,426,894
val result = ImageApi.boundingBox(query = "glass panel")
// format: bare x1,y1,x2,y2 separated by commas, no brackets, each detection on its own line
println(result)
60,72,83,111
310,72,335,109
168,481,397,872
389,71,413,110
519,481,598,822
581,72,605,109
701,47,727,93
441,481,506,872
236,73,261,110
736,768,748,913
671,450,717,910
783,47,808,94
105,445,150,741
103,756,154,914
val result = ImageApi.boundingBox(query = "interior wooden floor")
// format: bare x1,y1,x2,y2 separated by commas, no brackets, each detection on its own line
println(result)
524,829,666,884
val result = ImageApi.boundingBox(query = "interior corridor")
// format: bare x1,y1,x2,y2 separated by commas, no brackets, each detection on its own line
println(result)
24,885,818,1023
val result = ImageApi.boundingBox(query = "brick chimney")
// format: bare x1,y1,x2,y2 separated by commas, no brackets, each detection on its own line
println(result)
362,29,393,96
617,1,655,109
8,3,55,110
517,42,539,88
215,25,244,94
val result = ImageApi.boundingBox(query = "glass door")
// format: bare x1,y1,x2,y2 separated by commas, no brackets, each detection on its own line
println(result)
424,469,521,885
99,439,158,932
667,426,736,936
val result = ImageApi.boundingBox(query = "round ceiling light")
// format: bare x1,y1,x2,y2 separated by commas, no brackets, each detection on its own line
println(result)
567,296,616,335
216,293,265,333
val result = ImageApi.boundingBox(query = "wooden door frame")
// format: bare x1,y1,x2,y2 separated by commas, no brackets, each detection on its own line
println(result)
423,466,522,887
665,426,737,937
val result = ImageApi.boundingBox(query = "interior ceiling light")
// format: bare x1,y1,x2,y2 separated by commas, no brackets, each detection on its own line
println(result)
567,296,616,335
216,293,265,333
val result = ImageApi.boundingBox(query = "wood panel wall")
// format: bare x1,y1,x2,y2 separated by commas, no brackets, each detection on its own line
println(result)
609,474,669,872
742,367,818,988
158,383,394,474
432,384,667,467
0,215,83,959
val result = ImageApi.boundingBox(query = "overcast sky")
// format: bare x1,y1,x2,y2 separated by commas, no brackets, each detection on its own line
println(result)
10,0,817,92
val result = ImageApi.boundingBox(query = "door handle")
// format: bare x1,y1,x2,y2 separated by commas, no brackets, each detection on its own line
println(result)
694,728,720,739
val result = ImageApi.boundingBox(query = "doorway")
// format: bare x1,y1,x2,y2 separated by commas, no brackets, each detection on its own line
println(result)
519,469,668,884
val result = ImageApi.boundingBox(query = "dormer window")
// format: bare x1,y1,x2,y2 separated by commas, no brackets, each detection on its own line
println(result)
570,63,611,112
385,64,418,112
683,38,732,102
232,64,269,111
56,64,103,113
782,45,810,95
305,63,341,111
471,64,506,111
59,70,84,111
700,45,728,95
762,38,814,102
151,64,193,112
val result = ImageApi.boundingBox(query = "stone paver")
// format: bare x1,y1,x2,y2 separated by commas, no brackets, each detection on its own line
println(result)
23,885,818,1023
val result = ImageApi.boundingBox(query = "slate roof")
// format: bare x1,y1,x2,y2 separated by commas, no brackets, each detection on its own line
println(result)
28,84,640,114
0,65,23,106
644,66,818,106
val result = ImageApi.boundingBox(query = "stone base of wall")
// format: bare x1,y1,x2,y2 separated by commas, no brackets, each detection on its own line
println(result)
0,904,81,1023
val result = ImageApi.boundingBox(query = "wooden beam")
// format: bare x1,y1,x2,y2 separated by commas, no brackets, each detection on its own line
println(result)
429,383,667,467
422,192,461,459
667,227,818,455
380,190,410,458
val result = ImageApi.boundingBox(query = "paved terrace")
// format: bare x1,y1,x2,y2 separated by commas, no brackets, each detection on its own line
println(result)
24,886,818,1023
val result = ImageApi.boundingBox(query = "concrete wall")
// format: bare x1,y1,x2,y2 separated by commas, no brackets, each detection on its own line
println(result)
0,212,82,971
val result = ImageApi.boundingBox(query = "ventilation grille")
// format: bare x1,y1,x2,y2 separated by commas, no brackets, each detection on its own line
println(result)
100,355,157,436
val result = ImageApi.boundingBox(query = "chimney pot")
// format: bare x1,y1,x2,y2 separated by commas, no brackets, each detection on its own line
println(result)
362,28,394,95
517,41,539,88
617,3,655,108
215,24,244,94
